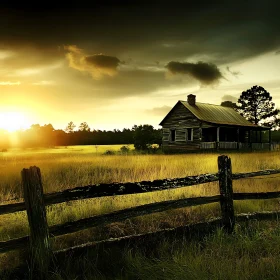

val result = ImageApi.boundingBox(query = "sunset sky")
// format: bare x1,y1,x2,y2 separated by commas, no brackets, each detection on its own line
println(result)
0,1,280,131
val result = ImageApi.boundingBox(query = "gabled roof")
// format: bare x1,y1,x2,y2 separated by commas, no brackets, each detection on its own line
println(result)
160,101,268,129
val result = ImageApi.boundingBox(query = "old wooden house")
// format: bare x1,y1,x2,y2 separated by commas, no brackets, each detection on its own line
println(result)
159,94,271,151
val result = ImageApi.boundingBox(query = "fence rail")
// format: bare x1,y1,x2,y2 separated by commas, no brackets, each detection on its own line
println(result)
1,155,280,279
1,168,280,217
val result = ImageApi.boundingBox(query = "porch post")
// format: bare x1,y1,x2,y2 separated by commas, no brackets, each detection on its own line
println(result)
217,127,220,150
248,130,252,151
237,128,240,150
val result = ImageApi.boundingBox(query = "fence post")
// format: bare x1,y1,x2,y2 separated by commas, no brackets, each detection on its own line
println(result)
21,166,51,279
218,155,235,233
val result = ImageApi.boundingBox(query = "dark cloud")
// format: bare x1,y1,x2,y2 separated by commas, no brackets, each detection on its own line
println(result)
0,1,279,65
166,61,223,85
0,1,280,109
65,45,121,79
85,55,120,69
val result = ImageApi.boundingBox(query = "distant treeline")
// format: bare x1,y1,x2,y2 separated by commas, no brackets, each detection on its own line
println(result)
0,124,162,148
2,123,280,149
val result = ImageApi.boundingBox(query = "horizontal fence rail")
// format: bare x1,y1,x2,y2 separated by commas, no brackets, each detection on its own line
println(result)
0,195,221,254
1,169,280,216
0,173,219,216
2,209,280,255
1,155,280,279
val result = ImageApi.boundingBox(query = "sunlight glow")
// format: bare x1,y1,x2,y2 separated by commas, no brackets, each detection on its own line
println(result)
0,111,29,132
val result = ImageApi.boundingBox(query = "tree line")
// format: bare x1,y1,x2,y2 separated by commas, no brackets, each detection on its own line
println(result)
0,124,162,149
1,85,280,150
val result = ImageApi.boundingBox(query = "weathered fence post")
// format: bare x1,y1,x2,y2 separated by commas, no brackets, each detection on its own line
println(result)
218,155,235,233
21,166,51,279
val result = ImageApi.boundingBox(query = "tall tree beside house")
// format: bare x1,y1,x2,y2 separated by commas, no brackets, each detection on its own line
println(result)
237,85,279,127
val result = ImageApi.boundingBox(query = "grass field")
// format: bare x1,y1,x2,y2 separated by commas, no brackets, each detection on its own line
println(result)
1,146,280,279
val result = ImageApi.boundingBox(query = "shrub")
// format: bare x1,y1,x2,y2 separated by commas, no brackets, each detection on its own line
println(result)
120,145,130,154
147,143,160,153
103,150,115,155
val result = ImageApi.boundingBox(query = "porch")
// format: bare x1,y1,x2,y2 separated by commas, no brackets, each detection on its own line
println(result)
200,126,271,150
200,142,274,150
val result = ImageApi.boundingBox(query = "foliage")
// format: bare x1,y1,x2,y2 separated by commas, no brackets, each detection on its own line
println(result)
237,85,279,127
78,122,90,132
0,125,138,148
133,124,162,150
147,143,161,153
103,149,115,155
65,121,76,133
120,145,130,154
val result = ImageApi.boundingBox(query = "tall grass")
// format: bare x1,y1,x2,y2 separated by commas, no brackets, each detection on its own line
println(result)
1,146,280,278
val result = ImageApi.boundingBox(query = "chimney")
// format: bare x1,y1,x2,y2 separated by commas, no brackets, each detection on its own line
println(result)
187,94,196,106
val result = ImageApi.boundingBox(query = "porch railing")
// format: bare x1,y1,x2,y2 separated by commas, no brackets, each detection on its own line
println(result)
200,142,216,149
219,142,238,149
201,142,274,150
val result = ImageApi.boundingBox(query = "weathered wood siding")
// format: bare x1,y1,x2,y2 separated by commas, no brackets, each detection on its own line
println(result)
175,129,186,142
160,102,207,151
161,103,200,128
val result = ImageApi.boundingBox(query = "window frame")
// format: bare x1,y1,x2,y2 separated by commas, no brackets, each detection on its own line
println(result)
186,128,193,141
170,129,176,142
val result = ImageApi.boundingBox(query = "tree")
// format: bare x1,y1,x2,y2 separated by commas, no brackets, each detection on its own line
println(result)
237,85,279,126
65,121,76,133
78,122,90,132
133,124,159,150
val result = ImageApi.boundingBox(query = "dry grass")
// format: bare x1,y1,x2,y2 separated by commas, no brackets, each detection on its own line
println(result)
1,146,280,274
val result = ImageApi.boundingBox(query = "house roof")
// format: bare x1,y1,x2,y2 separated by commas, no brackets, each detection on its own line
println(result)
160,101,269,129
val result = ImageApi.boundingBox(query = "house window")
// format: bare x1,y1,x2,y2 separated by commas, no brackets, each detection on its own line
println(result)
170,129,176,142
187,128,193,141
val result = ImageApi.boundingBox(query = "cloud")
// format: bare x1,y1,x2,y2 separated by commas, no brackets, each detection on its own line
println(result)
221,94,238,102
146,105,172,116
0,3,279,70
165,61,223,85
65,45,121,79
32,80,56,86
0,81,21,85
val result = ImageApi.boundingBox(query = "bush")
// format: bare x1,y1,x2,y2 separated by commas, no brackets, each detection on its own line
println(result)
133,124,161,150
147,143,160,153
103,150,115,155
1,148,7,152
120,145,130,154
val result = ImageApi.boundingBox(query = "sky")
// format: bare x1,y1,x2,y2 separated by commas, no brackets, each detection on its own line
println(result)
0,1,280,131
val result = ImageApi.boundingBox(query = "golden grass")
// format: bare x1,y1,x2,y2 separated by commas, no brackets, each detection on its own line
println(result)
1,147,280,270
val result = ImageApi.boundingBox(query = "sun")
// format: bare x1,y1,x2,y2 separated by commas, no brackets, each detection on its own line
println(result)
0,111,29,132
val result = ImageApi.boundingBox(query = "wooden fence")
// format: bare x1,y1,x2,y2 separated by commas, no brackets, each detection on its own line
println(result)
1,155,280,279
